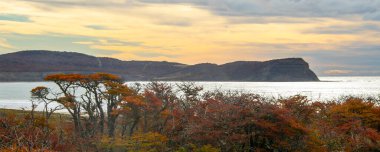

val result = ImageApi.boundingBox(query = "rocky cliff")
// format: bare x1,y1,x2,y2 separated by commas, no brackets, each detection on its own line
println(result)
0,50,319,82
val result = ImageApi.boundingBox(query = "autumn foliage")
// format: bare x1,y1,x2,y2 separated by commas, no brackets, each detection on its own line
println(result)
1,73,380,151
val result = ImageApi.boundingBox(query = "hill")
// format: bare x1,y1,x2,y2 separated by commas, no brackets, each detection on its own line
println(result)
0,50,319,81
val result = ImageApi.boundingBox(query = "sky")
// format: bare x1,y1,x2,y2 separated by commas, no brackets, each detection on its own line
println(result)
0,0,380,76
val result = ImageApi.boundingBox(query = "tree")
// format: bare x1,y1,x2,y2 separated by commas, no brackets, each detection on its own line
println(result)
325,98,380,151
32,73,130,138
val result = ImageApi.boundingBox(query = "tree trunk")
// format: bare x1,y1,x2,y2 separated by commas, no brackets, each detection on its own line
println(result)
107,115,117,137
129,117,140,137
94,92,105,134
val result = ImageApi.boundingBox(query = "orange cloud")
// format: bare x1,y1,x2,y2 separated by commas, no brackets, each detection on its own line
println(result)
323,70,353,75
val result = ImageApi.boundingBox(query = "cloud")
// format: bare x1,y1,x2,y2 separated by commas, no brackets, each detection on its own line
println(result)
74,39,143,48
23,0,380,21
0,14,31,22
225,16,316,24
157,20,192,27
138,0,380,21
86,25,109,30
73,39,181,58
0,38,13,49
294,43,380,76
305,23,380,35
133,51,180,58
0,0,379,76
2,33,123,55
323,70,353,75
97,39,142,46
19,0,137,8
73,41,94,45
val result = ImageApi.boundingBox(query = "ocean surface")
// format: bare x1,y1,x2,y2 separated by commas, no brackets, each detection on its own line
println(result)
0,77,379,111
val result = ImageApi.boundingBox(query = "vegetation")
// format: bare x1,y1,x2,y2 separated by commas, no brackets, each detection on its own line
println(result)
0,50,319,82
1,73,380,151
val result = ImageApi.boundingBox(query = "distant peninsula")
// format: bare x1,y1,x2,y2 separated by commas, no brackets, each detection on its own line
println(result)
0,50,319,82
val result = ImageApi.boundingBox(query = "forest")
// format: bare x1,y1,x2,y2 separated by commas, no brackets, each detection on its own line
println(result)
1,73,380,152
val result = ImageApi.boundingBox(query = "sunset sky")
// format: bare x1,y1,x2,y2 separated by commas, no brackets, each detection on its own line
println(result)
1,0,380,76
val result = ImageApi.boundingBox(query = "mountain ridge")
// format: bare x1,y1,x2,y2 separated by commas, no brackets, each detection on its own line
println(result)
0,50,319,82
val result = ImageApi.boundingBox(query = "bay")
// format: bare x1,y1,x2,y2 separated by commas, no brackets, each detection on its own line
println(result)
0,77,379,111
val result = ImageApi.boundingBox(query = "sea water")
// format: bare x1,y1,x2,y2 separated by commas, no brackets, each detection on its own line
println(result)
0,77,379,111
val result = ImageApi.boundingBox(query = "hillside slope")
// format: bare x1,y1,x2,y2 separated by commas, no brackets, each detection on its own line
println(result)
0,50,319,81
